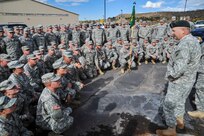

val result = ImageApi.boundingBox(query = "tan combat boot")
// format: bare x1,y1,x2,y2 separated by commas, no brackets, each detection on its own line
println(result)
121,68,125,74
188,111,204,119
156,127,176,136
162,61,166,64
112,64,117,70
99,70,104,75
145,60,148,64
151,59,156,64
137,61,141,66
176,116,184,129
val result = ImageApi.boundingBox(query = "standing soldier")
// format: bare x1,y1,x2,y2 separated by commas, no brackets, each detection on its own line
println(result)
2,28,22,60
119,23,130,42
59,24,71,47
71,24,81,47
45,25,58,47
156,20,201,135
107,22,120,43
83,41,98,78
154,19,168,43
33,50,45,76
0,27,6,54
36,73,74,135
80,23,91,46
130,24,139,42
53,24,60,45
32,25,46,50
14,26,22,38
92,23,105,46
19,27,36,52
0,54,11,82
119,41,136,73
138,21,151,47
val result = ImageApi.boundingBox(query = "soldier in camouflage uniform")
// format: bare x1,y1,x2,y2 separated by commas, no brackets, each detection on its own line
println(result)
59,24,71,47
138,21,151,47
8,60,37,103
113,37,123,54
44,46,57,73
19,27,36,52
132,39,144,65
156,20,201,136
0,80,34,127
92,23,105,46
71,24,81,47
83,41,98,78
36,73,74,134
162,37,175,64
80,23,91,46
14,26,22,38
0,96,33,136
32,25,46,50
24,54,43,92
145,40,158,64
119,23,130,42
119,41,136,73
45,25,58,47
0,27,6,54
19,46,31,64
53,24,60,45
104,41,118,69
2,28,22,60
188,40,204,118
0,54,11,83
154,20,168,42
107,22,120,43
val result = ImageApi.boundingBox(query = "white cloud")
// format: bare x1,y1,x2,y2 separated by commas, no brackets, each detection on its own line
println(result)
142,1,164,8
55,0,89,2
35,0,48,3
70,2,80,6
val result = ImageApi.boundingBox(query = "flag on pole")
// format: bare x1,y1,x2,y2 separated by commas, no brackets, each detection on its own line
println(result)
130,2,136,28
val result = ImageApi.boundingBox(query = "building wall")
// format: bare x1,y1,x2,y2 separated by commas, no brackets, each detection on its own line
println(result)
0,0,79,26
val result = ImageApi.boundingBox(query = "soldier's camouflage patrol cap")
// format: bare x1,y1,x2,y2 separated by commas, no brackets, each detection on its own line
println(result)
0,96,17,110
13,26,19,29
47,46,55,50
7,28,14,33
33,50,41,55
27,54,37,60
36,24,43,29
88,41,93,45
7,60,24,69
0,54,11,61
23,27,30,33
52,60,67,69
106,41,112,46
0,80,16,91
58,44,66,49
21,46,30,50
117,37,122,40
39,46,45,51
62,50,73,58
41,72,61,83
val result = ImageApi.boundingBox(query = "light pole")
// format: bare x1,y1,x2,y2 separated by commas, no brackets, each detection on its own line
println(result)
184,0,187,12
121,9,123,24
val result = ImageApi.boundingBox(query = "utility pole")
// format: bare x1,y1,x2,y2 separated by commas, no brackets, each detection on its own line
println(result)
184,0,187,12
104,0,106,23
121,9,123,24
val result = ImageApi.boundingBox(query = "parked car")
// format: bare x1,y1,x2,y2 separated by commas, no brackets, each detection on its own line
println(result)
0,23,27,29
194,20,204,28
191,27,204,42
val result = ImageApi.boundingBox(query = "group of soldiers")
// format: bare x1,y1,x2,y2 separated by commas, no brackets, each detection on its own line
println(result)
0,18,196,136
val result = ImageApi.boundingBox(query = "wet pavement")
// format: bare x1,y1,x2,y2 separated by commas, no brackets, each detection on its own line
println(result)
64,63,204,136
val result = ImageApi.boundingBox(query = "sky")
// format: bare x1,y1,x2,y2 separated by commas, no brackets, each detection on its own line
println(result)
36,0,204,20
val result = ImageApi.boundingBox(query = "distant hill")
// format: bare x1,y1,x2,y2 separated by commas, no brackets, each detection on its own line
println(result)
114,9,204,23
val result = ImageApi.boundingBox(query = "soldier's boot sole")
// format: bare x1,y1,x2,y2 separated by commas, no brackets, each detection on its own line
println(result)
176,117,184,129
151,59,156,65
145,60,148,64
188,111,204,119
121,69,125,74
162,61,166,64
156,127,176,136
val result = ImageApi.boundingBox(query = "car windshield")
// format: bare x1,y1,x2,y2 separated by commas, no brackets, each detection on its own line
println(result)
196,21,204,25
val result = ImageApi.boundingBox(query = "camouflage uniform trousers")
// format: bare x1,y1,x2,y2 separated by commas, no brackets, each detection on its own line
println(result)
84,64,97,78
162,81,194,127
195,73,204,111
119,58,136,69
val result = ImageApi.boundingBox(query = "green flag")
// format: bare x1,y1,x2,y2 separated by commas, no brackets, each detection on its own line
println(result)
130,2,136,28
